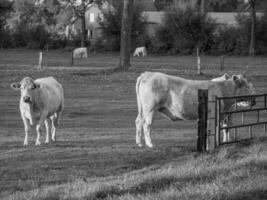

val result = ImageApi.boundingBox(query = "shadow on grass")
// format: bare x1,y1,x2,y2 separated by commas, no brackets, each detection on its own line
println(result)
228,190,267,200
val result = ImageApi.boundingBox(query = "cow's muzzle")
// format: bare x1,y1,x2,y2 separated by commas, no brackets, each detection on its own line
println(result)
23,96,32,103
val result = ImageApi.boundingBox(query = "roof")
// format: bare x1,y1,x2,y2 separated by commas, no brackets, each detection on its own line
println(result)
207,12,264,26
142,11,264,26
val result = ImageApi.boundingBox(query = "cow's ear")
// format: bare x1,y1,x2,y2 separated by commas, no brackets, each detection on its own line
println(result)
33,83,40,89
224,73,230,79
10,82,21,90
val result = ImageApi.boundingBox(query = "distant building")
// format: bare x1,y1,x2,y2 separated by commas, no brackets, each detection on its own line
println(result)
65,1,114,40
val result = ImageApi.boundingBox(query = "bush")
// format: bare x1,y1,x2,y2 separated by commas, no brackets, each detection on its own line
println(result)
152,6,217,55
0,29,13,48
211,12,267,55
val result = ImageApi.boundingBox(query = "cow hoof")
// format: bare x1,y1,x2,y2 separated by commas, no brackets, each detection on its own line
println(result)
35,141,41,146
137,143,143,147
45,140,49,144
23,142,28,146
146,144,153,148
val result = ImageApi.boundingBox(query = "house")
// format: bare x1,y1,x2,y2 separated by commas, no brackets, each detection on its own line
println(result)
142,11,164,36
71,1,114,40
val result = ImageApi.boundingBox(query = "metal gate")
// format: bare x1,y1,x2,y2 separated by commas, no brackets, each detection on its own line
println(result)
198,90,267,151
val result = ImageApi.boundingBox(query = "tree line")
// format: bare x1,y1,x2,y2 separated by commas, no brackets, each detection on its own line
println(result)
0,0,266,58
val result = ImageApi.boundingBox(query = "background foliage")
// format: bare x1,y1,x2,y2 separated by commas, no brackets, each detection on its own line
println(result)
1,0,267,55
97,0,147,52
150,7,217,54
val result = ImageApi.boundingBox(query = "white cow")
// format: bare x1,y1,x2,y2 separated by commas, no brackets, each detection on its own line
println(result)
11,77,64,146
135,72,256,148
73,47,88,58
133,47,147,57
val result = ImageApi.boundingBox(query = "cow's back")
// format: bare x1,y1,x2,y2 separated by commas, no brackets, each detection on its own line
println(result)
35,77,64,115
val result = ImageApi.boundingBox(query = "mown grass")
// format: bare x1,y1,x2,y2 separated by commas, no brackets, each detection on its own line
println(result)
3,138,266,200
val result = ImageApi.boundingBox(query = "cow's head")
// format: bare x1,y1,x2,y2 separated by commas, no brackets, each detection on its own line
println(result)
10,77,40,104
212,73,230,82
232,74,256,106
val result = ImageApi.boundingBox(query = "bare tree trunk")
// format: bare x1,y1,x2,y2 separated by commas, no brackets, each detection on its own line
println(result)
200,0,205,13
118,0,133,71
249,0,256,56
81,0,86,47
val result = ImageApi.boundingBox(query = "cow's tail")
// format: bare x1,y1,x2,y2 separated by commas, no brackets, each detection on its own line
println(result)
135,74,143,119
54,84,64,127
135,73,145,146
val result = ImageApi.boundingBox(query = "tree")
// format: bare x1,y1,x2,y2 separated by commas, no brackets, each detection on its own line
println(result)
248,0,256,56
0,0,13,30
0,0,13,48
118,0,133,70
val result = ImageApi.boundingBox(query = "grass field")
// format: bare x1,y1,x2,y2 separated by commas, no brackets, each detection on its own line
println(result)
0,49,267,199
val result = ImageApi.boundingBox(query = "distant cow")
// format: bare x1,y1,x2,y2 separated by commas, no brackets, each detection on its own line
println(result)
133,47,147,57
135,72,255,148
73,47,88,58
11,77,64,146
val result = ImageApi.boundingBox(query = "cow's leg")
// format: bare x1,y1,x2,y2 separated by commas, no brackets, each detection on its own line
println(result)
22,116,30,146
35,111,48,146
222,116,231,143
51,115,57,142
44,118,52,144
227,115,232,142
143,111,154,148
135,114,143,147
222,126,227,143
54,103,63,127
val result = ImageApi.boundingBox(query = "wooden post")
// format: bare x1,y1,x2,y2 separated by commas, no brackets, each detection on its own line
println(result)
197,89,208,152
38,52,43,69
207,95,217,150
197,48,201,75
70,50,74,66
220,55,224,71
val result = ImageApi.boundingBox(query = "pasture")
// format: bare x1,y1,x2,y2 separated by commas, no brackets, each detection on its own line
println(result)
0,49,267,199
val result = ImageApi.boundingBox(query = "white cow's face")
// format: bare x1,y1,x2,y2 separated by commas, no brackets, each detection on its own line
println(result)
11,77,40,104
233,75,255,95
232,74,256,106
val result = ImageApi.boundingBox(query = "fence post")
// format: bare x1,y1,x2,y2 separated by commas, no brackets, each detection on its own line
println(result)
220,55,224,71
197,48,201,75
37,52,43,69
197,89,208,152
70,50,74,66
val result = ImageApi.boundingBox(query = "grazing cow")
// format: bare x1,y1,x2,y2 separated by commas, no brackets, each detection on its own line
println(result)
73,47,88,58
135,72,255,147
11,77,64,146
133,47,147,57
